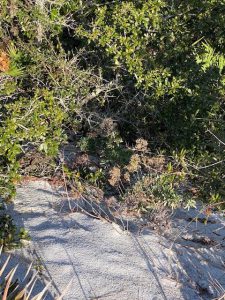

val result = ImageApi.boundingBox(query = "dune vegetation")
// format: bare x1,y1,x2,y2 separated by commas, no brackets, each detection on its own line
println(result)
0,0,224,250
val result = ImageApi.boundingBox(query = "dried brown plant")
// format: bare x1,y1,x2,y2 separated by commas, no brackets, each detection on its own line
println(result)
108,167,121,186
0,51,10,72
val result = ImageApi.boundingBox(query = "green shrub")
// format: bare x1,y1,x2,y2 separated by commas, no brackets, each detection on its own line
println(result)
77,0,225,203
0,1,115,199
0,0,224,209
78,0,225,144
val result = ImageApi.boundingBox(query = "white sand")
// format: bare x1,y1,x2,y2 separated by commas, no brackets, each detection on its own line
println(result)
6,180,225,300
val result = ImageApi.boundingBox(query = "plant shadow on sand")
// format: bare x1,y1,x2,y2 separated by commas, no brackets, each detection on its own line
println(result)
165,207,225,299
3,181,225,300
0,204,57,299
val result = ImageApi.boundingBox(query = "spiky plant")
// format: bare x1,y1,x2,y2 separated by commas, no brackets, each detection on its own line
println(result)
0,247,69,300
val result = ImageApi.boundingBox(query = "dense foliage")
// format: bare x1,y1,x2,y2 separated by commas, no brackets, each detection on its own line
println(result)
79,1,225,148
0,0,224,216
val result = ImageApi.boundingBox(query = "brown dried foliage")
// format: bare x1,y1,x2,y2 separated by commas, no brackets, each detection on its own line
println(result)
0,51,10,72
126,154,141,173
108,166,121,186
135,138,148,152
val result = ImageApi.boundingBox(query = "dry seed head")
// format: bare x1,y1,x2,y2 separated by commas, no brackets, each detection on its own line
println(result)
126,154,141,173
108,167,121,186
135,138,148,152
123,171,131,184
0,51,10,72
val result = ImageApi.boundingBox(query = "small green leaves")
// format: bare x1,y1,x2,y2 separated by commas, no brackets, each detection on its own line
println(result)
0,214,30,250
196,42,225,73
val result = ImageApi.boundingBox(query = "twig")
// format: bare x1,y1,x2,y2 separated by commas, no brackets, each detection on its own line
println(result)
207,129,225,147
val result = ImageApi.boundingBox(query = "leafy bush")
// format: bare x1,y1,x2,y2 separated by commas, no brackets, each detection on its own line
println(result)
77,0,225,203
124,173,182,212
0,0,224,210
79,0,224,144
0,1,115,200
